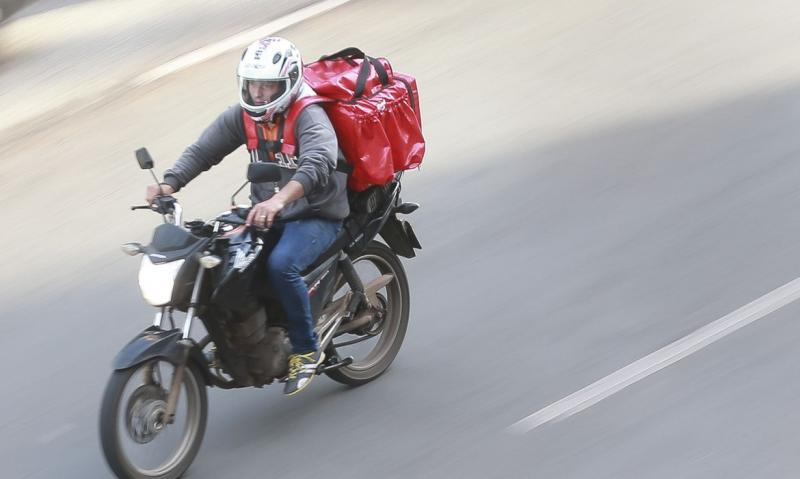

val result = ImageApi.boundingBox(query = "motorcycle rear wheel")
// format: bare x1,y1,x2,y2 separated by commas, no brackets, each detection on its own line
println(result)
326,241,410,386
99,359,207,479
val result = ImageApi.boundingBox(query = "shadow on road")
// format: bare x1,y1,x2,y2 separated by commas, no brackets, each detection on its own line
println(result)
1,0,89,23
1,0,30,22
3,81,800,478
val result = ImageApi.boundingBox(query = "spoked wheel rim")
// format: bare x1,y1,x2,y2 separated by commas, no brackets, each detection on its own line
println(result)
109,359,205,477
330,250,406,373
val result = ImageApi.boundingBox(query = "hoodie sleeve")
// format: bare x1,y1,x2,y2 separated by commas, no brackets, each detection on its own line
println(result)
162,105,246,191
290,104,338,194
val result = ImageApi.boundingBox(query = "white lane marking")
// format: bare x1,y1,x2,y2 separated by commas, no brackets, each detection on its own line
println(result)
130,0,353,87
507,276,800,434
38,423,77,445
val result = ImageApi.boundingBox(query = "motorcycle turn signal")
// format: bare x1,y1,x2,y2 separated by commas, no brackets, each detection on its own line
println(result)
121,243,143,256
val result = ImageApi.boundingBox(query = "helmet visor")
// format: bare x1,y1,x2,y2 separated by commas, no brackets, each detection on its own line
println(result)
240,78,290,109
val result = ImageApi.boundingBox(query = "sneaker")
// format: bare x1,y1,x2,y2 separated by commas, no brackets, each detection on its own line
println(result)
284,350,325,396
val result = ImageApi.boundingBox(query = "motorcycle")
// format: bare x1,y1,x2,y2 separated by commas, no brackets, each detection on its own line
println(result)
99,148,421,479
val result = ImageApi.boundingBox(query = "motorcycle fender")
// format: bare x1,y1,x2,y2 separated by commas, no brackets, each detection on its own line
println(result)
379,215,421,258
112,326,202,371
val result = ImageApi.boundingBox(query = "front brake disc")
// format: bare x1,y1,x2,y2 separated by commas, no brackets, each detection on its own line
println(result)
125,384,168,444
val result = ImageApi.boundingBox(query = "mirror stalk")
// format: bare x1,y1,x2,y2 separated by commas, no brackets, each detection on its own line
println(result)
148,169,164,195
231,180,250,206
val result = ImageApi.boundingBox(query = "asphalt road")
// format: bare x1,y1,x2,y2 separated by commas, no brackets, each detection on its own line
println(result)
0,0,319,133
3,0,800,478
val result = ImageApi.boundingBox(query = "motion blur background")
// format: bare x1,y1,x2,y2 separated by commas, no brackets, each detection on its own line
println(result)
3,0,800,477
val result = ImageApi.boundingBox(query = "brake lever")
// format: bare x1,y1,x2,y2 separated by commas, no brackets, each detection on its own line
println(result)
131,205,155,211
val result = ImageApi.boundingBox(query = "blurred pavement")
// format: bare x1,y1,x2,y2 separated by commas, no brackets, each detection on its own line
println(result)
2,0,800,478
0,0,318,133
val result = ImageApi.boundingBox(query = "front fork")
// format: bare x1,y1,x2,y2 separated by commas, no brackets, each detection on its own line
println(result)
151,265,206,424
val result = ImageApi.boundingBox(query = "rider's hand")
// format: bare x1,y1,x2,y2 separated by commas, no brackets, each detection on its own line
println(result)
145,184,175,205
246,197,285,229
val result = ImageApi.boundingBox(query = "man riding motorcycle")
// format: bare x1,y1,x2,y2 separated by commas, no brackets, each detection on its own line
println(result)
145,36,349,396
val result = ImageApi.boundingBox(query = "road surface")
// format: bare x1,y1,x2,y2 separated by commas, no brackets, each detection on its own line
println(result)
2,0,800,477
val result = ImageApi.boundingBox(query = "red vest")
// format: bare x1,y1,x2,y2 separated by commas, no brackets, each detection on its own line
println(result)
241,96,325,169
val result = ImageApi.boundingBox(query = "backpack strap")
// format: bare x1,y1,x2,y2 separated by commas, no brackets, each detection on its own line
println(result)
281,95,333,156
244,96,352,174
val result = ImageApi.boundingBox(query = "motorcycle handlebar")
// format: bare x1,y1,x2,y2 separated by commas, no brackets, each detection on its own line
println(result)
219,216,247,226
131,195,183,226
216,207,285,229
132,201,281,229
132,196,177,215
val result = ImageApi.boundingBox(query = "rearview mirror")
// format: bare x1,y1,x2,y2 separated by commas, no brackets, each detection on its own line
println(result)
135,148,154,170
247,162,281,183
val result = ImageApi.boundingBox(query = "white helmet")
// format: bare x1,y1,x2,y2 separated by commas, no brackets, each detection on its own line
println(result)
237,37,304,122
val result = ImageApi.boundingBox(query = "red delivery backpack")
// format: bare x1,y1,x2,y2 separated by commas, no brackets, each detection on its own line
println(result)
281,48,425,191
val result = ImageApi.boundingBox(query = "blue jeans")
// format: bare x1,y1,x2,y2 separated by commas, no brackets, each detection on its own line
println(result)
265,218,342,354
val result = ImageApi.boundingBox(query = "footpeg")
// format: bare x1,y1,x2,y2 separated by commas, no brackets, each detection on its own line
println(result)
316,356,353,374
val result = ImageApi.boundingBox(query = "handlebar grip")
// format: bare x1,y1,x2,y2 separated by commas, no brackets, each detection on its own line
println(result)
226,217,247,225
151,196,177,215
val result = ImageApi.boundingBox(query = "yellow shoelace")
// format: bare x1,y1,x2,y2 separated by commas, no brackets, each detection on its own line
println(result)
287,352,316,379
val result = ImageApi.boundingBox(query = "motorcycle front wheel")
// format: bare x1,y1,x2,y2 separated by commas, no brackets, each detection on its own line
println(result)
99,358,207,479
326,241,410,386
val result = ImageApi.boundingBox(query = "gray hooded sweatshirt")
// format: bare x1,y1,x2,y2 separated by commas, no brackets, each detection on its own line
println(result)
162,103,349,221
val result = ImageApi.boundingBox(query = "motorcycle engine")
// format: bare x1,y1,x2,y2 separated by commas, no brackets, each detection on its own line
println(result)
222,306,291,387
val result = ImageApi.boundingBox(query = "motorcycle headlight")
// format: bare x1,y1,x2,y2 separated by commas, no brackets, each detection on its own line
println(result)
138,256,185,306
